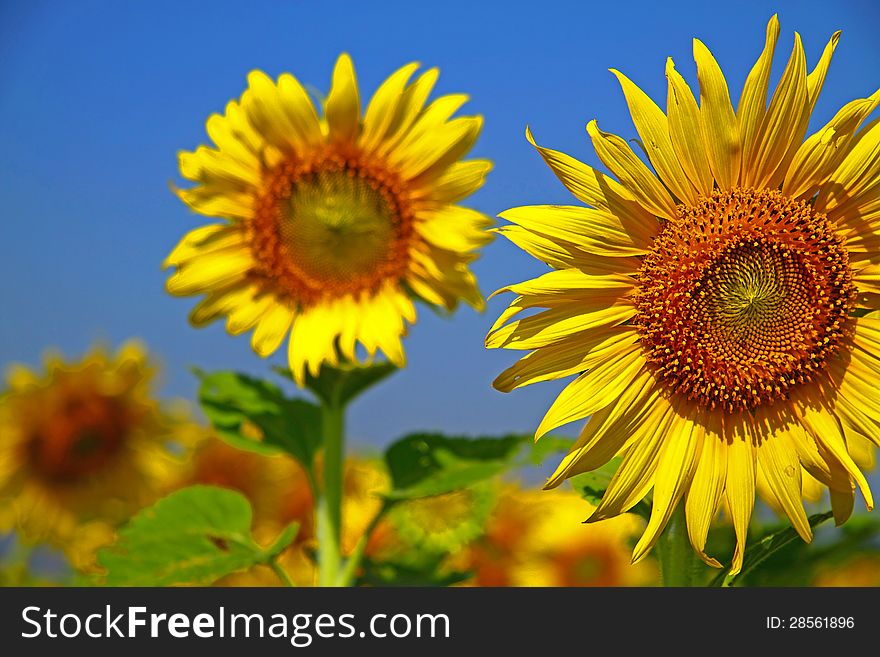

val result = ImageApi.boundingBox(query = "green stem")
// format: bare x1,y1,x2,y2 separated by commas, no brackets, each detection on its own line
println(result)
317,397,345,586
657,503,700,587
336,500,394,587
268,557,295,587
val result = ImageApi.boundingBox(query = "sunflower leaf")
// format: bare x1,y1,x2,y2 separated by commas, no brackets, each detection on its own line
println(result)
197,370,322,467
711,510,835,587
384,433,527,500
274,361,398,406
96,486,299,586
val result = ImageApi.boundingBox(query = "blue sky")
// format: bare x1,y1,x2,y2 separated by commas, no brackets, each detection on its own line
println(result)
1,0,879,451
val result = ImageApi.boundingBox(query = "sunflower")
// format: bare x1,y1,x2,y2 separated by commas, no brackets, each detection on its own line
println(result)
488,15,880,574
0,341,193,567
455,487,656,586
164,54,492,383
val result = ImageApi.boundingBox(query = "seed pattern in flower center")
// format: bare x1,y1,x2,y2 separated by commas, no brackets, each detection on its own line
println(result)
635,188,855,412
251,153,414,305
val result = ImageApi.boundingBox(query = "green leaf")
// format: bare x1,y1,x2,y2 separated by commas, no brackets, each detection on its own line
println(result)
711,510,834,587
274,360,398,406
569,457,651,520
197,370,322,466
384,433,527,500
97,486,299,586
357,556,471,587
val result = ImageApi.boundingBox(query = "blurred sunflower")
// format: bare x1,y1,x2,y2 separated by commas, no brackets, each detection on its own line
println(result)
812,555,880,587
488,15,880,573
455,487,657,586
165,53,492,384
0,342,193,568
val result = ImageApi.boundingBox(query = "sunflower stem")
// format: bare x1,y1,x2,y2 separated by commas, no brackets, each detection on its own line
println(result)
269,556,296,587
317,395,345,587
657,503,700,587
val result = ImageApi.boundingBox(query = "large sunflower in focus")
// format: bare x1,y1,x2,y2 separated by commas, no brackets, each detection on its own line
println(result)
165,54,492,383
488,16,880,573
0,342,191,566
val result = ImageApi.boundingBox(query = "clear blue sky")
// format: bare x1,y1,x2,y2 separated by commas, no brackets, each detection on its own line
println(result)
1,0,878,450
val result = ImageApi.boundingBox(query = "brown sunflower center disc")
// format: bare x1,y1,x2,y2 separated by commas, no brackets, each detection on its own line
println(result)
251,155,414,305
635,187,855,412
28,393,128,481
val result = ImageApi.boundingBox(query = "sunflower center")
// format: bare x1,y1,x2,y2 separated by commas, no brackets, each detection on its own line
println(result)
635,187,855,412
28,393,127,482
251,155,413,304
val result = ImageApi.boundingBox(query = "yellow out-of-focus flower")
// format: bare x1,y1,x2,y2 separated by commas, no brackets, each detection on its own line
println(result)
812,556,880,587
165,53,492,384
488,15,880,574
0,341,195,569
453,486,657,586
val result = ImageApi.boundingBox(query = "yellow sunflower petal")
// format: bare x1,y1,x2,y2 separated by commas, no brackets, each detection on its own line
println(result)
737,15,780,183
806,31,841,114
744,34,807,189
415,159,492,204
684,426,727,568
783,91,880,199
359,62,420,152
493,326,638,392
499,205,649,257
796,396,874,511
665,59,714,196
251,303,295,357
535,346,645,438
610,68,698,205
242,70,321,154
325,53,361,145
586,120,678,220
416,206,493,252
757,430,811,542
526,127,659,244
587,397,675,521
693,38,741,190
725,420,757,576
632,409,701,564
374,68,441,157
816,118,880,219
165,249,253,295
544,370,659,487
486,301,635,351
